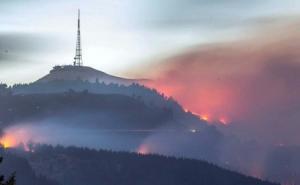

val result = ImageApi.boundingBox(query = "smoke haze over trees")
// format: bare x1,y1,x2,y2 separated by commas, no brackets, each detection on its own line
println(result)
4,145,279,185
0,80,299,184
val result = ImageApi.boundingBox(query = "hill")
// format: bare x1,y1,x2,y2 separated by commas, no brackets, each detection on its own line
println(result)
0,83,281,183
10,80,184,113
0,90,206,151
36,65,147,85
0,81,288,184
0,92,174,129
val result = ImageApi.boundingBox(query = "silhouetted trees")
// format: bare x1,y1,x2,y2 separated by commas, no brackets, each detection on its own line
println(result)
0,149,60,185
0,157,15,185
0,84,11,96
0,92,179,130
10,80,184,114
13,144,278,185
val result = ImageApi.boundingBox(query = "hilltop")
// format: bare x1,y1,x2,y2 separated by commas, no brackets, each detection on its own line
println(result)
36,65,148,85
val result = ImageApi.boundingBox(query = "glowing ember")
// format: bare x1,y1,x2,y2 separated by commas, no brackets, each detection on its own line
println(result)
200,114,209,121
137,144,149,155
188,110,232,125
184,108,189,112
189,111,210,122
219,117,228,125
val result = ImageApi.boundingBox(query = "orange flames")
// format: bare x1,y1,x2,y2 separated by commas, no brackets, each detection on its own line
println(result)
146,79,234,125
199,114,209,121
0,126,33,150
184,109,210,122
0,133,17,148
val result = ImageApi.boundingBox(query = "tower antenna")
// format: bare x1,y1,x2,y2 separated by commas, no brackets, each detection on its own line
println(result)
73,9,83,66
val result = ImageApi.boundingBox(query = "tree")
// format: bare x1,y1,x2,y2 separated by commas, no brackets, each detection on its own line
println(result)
0,157,15,185
0,84,7,95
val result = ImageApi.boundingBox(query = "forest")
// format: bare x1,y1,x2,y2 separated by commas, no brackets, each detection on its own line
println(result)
2,145,279,185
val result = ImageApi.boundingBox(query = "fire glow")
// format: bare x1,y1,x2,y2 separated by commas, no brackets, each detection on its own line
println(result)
139,27,300,146
182,108,229,125
137,144,150,155
199,114,209,122
0,133,17,148
146,80,233,125
218,117,229,125
0,126,33,149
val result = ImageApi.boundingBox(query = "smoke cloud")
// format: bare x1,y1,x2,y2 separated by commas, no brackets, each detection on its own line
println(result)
0,122,146,152
144,20,300,145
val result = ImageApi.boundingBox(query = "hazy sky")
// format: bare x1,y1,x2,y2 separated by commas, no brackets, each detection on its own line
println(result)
1,0,300,84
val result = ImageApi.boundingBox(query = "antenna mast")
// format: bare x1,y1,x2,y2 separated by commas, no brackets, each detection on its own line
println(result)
73,9,83,66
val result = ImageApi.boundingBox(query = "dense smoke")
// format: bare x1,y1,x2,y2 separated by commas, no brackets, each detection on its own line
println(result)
144,20,300,145
0,116,147,152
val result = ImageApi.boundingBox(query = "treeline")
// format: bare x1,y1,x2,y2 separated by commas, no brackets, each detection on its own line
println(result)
12,144,279,185
0,148,59,185
5,80,183,114
0,92,178,130
0,80,202,129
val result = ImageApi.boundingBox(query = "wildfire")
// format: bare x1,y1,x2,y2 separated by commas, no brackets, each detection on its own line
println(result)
144,74,235,126
218,117,229,125
0,133,17,148
184,108,211,122
200,114,209,121
0,126,33,150
184,107,232,125
137,144,149,155
186,109,231,125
